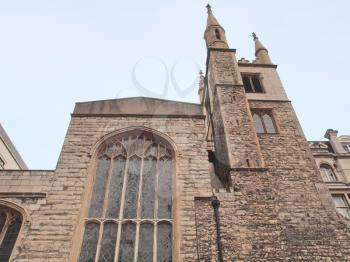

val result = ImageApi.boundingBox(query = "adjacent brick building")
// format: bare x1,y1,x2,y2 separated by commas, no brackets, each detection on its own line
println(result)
1,5,350,261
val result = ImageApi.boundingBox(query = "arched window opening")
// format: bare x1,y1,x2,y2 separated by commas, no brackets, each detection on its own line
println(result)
215,29,221,40
79,131,174,261
251,110,277,134
320,164,337,182
0,206,23,261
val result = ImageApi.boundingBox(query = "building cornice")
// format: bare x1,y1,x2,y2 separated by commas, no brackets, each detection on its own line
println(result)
312,153,350,159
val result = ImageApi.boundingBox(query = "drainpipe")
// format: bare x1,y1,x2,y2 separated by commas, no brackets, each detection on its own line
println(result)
211,195,224,262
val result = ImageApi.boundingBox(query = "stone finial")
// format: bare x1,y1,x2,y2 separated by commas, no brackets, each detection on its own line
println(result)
206,4,212,12
253,32,272,64
198,70,205,103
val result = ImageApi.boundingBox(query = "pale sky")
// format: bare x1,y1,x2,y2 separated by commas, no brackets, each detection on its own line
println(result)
1,0,349,169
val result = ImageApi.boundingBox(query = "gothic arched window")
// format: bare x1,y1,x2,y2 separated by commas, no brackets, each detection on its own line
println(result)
0,206,23,261
320,164,337,182
79,132,173,262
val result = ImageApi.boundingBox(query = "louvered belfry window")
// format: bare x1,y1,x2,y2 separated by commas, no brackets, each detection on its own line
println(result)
79,132,173,262
0,206,22,261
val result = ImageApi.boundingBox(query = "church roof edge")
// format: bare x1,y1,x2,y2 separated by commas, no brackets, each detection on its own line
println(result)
72,97,203,118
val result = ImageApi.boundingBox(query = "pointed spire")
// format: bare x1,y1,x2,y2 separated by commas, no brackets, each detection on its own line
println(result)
206,4,220,28
252,32,272,64
204,5,228,48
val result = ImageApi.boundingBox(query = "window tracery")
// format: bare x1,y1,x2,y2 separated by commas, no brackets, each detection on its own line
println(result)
79,132,173,262
0,206,23,261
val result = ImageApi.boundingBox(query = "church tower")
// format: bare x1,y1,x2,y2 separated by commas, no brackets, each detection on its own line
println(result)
203,4,264,185
199,5,350,261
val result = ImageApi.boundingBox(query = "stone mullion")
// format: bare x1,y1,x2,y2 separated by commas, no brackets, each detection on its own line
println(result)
153,144,160,262
95,150,115,261
260,112,268,134
0,211,9,246
114,136,131,262
249,76,256,93
94,221,104,262
134,136,146,262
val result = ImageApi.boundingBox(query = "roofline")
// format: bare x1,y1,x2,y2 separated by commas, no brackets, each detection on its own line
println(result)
71,113,205,119
238,62,278,68
0,124,28,169
0,169,54,172
75,96,201,106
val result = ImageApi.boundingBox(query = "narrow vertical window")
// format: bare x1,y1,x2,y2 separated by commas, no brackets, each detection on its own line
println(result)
79,131,174,261
157,222,172,262
158,148,173,219
215,29,221,40
252,76,263,93
106,155,126,218
242,76,253,93
119,223,136,261
88,156,110,218
141,152,156,218
79,222,100,262
138,223,154,261
262,114,276,134
253,113,264,133
98,223,118,262
123,155,141,219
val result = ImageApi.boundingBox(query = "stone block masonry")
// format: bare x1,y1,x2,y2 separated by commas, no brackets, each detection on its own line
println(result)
0,116,213,261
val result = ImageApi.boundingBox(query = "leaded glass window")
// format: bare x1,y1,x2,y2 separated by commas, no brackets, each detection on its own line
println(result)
79,132,173,262
0,206,23,262
252,110,277,134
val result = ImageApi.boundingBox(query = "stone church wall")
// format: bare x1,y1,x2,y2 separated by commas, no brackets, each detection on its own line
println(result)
1,116,213,261
210,100,350,261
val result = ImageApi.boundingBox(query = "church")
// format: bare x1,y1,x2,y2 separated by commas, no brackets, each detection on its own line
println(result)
1,5,350,261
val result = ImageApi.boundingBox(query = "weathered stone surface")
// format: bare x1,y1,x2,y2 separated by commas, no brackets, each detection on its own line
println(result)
1,8,350,262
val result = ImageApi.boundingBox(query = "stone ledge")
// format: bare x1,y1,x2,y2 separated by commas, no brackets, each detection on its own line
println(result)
0,192,47,198
238,62,278,68
230,167,269,172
